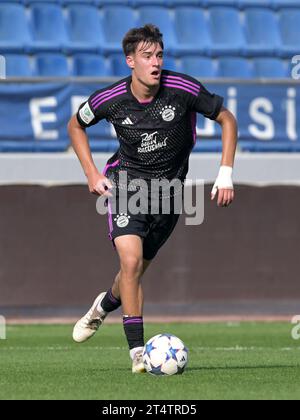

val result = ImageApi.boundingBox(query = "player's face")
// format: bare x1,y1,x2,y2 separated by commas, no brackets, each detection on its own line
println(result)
127,42,164,87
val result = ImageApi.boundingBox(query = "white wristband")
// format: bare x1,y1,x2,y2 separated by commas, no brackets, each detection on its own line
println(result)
211,166,233,198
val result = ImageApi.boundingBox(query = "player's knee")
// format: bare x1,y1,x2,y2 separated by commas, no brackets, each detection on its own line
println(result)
120,256,143,279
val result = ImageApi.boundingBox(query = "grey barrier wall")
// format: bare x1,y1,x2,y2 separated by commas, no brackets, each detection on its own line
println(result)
1,153,300,185
0,184,299,314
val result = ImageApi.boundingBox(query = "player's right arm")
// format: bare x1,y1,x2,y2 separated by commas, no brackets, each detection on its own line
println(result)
67,114,113,197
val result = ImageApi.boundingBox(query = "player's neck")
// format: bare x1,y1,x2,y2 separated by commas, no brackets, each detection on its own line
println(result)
130,75,160,103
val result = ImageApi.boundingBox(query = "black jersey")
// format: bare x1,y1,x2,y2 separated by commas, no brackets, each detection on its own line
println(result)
77,69,223,185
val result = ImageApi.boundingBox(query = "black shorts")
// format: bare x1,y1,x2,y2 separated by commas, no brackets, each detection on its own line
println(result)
106,194,181,261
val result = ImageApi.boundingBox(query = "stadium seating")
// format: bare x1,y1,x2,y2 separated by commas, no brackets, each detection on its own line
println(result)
209,7,246,56
181,57,217,78
30,3,68,52
162,55,179,72
272,0,300,9
174,7,212,56
253,58,288,78
109,53,131,76
205,0,239,6
238,0,271,8
129,0,171,6
73,54,112,76
244,8,281,56
218,57,253,78
0,4,31,53
0,1,298,76
278,9,300,58
2,54,33,77
35,53,70,77
66,4,104,53
102,6,138,54
139,6,177,55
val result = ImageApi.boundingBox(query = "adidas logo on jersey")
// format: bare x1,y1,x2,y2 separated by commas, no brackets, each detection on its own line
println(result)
122,118,134,125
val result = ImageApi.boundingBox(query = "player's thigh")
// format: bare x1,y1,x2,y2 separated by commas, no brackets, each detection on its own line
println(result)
143,213,180,260
114,234,144,275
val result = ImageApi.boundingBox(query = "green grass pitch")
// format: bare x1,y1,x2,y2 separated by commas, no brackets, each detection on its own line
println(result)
0,322,300,400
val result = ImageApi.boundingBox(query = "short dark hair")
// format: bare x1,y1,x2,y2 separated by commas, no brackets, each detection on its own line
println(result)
122,24,164,56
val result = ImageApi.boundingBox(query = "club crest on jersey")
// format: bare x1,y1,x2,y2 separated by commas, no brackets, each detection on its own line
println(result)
114,213,130,228
160,106,176,122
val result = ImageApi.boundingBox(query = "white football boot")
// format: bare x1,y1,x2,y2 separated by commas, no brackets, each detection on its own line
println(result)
132,349,146,374
73,292,107,343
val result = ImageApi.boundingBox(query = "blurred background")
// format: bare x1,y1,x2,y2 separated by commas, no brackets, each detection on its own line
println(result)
0,0,299,322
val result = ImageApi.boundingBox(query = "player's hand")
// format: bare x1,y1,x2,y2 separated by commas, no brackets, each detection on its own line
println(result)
211,166,234,207
87,170,113,197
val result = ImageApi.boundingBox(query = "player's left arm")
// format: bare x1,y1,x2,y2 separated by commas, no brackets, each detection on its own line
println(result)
212,106,238,207
184,75,238,206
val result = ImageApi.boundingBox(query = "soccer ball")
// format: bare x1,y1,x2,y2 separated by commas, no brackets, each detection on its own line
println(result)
142,333,188,376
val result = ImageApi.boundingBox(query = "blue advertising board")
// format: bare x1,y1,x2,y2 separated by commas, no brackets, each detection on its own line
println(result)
0,80,299,152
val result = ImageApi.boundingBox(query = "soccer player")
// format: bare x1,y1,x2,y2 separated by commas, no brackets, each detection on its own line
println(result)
68,25,237,373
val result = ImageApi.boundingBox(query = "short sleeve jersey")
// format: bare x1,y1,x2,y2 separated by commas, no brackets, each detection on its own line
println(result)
77,69,223,184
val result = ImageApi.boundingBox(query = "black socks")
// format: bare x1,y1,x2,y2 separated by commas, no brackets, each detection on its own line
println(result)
100,288,122,313
123,316,144,350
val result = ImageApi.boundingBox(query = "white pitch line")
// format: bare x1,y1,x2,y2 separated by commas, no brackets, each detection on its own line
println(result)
0,346,300,352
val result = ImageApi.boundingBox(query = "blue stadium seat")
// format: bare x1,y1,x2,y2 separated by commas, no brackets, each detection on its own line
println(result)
25,0,62,4
272,0,300,10
26,1,94,4
129,0,169,6
253,58,288,78
35,53,70,76
0,0,25,3
27,1,94,3
163,56,179,72
218,57,254,78
0,4,31,53
238,0,271,8
30,3,68,52
73,54,112,76
63,0,95,4
109,53,130,76
133,0,206,6
174,7,212,56
139,6,177,55
209,7,246,56
2,54,33,77
181,57,217,78
66,5,104,53
95,0,130,5
102,6,138,54
168,0,205,5
244,8,281,57
278,9,300,58
205,0,238,6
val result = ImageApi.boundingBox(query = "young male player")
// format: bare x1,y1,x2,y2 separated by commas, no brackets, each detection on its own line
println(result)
68,25,237,373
